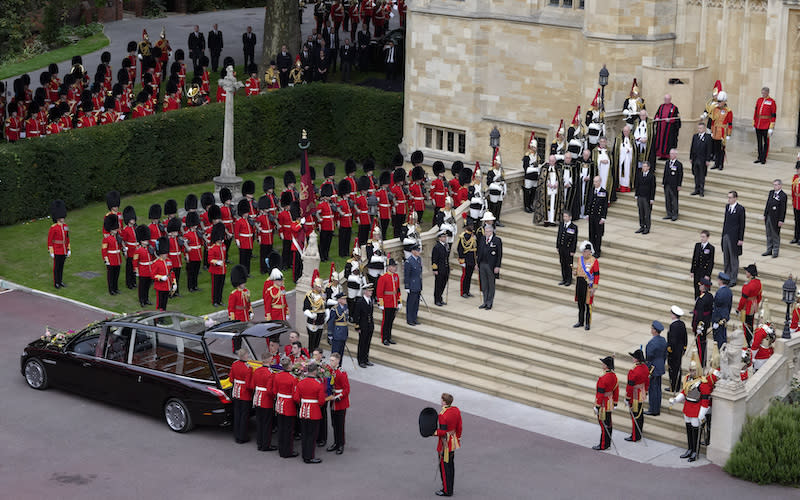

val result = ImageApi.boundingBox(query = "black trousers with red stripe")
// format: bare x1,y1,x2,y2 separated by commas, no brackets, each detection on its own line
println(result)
106,265,120,294
156,290,169,311
331,409,346,448
381,307,397,342
629,404,644,441
53,254,66,286
597,412,612,449
276,413,295,457
439,451,455,495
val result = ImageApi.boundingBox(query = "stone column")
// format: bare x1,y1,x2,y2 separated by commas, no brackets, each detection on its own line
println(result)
213,65,245,199
706,379,748,466
293,232,321,328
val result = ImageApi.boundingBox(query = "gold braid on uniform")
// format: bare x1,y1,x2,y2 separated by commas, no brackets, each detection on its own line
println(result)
306,291,326,314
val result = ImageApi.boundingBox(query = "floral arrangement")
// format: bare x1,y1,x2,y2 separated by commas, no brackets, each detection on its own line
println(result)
41,326,80,349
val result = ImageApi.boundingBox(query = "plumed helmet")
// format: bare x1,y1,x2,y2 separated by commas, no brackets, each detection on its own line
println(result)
237,199,250,216
362,159,375,173
164,199,178,216
379,170,392,186
242,180,256,196
284,170,296,187
231,264,248,287
104,214,119,233
148,204,162,220
219,187,232,203
49,62,59,75
127,41,137,52
345,159,357,175
223,56,235,68
175,49,185,61
432,161,445,176
338,179,351,197
411,166,425,182
106,190,121,210
269,268,284,281
167,218,182,233
50,200,67,220
135,225,152,243
122,206,137,224
156,236,169,255
200,192,215,209
580,240,594,252
393,167,406,184
263,176,275,192
324,162,337,178
185,211,200,228
358,175,371,191
184,194,198,211
717,91,727,102
458,168,472,187
207,204,221,221
410,150,424,165
321,183,334,198
280,191,293,207
210,222,226,242
258,195,271,210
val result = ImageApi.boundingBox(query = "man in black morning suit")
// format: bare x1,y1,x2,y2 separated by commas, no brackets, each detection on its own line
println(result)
556,210,578,286
662,148,683,221
689,122,712,197
587,176,608,257
722,191,746,287
690,229,715,299
476,220,502,310
762,179,787,258
634,161,656,234
352,283,375,368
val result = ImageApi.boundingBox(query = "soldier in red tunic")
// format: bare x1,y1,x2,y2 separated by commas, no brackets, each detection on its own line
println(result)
245,64,261,96
228,265,253,322
120,206,138,290
336,179,354,257
152,237,175,311
147,204,165,247
753,86,777,164
256,196,275,274
47,200,70,289
133,225,154,306
23,102,41,139
377,171,393,240
409,165,426,223
737,264,762,346
229,348,254,444
430,161,448,216
274,357,299,458
164,218,184,296
574,241,599,330
183,212,204,292
294,362,333,463
4,101,21,142
234,199,255,275
264,268,289,321
391,168,408,240
327,352,350,454
209,223,228,307
750,323,775,371
668,356,711,462
101,215,122,296
593,356,618,450
252,351,278,451
376,258,401,345
317,184,336,261
625,349,649,442
433,393,462,497
163,81,180,112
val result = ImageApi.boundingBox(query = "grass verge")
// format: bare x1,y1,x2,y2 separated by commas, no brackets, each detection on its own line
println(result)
0,33,110,81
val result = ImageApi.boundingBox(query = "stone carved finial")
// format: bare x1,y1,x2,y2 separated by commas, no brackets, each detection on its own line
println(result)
303,231,320,260
718,324,746,390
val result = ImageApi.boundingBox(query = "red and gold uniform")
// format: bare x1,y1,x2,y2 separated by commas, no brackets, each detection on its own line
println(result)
99,109,118,126
76,113,96,129
391,182,407,218
753,94,777,162
101,232,122,295
409,181,425,214
575,255,599,328
4,114,21,142
209,241,227,305
133,243,155,306
435,404,462,496
790,301,800,332
47,219,70,287
273,369,298,457
167,234,183,294
594,365,619,450
216,86,226,103
263,281,288,321
234,216,254,250
625,360,649,442
377,269,401,343
750,325,774,366
245,76,261,96
252,365,276,450
228,286,253,321
294,376,327,461
23,116,40,139
152,257,175,311
256,212,275,247
163,94,180,112
377,186,392,223
229,358,254,443
737,276,762,344
670,372,712,461
431,176,447,209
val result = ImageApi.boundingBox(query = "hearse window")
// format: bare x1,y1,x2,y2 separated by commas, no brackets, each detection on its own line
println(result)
68,325,103,356
103,326,133,362
133,332,214,381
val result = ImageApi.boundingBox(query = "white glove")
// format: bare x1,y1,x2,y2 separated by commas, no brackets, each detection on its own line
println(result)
668,397,675,406
249,312,254,320
300,217,306,225
50,253,55,259
286,314,290,321
700,111,708,120
67,251,71,257
303,309,315,319
712,322,719,330
768,129,774,137
593,406,599,416
138,54,143,60
160,276,168,281
378,305,384,310
20,132,26,139
726,136,730,142
698,406,709,423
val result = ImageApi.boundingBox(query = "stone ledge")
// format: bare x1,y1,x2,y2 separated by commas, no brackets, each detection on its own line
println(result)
409,6,584,29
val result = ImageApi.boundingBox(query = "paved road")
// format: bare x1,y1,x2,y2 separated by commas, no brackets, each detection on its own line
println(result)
1,289,796,499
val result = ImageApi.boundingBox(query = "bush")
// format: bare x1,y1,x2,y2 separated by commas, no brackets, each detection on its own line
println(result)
724,402,800,485
0,0,33,64
0,84,403,225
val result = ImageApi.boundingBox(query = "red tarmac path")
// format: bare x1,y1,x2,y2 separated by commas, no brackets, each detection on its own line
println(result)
0,289,794,499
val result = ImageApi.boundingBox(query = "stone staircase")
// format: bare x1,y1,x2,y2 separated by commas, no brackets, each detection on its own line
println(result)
346,143,799,450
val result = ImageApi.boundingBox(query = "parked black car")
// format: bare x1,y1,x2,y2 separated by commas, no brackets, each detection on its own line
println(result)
21,312,244,433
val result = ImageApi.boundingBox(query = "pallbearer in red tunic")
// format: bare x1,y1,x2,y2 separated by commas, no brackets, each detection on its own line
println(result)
134,226,155,307
101,215,122,296
256,195,275,274
653,94,681,160
433,393,462,497
293,362,332,463
573,241,599,330
152,237,175,311
273,357,298,457
47,200,70,289
229,348,254,444
326,352,350,454
165,218,183,296
430,161,448,215
753,86,777,164
625,349,649,442
234,199,255,274
377,258,401,345
252,352,277,451
593,356,618,451
24,102,41,139
228,264,253,322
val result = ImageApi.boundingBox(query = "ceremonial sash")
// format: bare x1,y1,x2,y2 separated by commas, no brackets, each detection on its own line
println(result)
580,256,594,287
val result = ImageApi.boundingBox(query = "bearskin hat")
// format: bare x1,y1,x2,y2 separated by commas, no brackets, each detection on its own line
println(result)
49,62,59,75
357,175,370,191
392,152,404,168
321,183,334,198
156,236,169,255
263,176,275,192
123,206,137,224
175,49,185,61
207,204,221,221
50,200,67,220
82,100,93,114
167,218,182,233
237,199,250,217
21,73,31,86
280,191,293,207
338,179,351,197
164,199,178,216
379,170,392,186
200,192,215,209
451,161,464,176
101,51,111,64
410,150,424,165
411,166,425,182
231,264,248,287
324,162,336,178
266,251,282,273
185,211,200,228
112,83,123,96
34,88,46,106
103,214,119,233
362,159,375,173
458,167,473,187
106,191,121,210
393,167,406,184
28,102,40,115
219,187,233,203
151,46,162,59
242,180,256,196
289,202,301,221
284,170,296,187
135,225,151,243
344,159,357,175
210,222,226,242
148,204,162,220
39,71,51,86
170,61,181,76
136,90,149,104
165,80,177,95
127,41,137,52
199,54,209,67
184,194,198,211
432,161,445,176
117,68,129,85
258,195,271,211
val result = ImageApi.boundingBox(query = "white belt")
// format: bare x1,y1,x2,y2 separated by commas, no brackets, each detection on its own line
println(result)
169,251,180,255
301,398,319,404
107,250,120,254
187,245,201,250
222,219,233,224
234,378,245,385
334,389,343,394
379,204,390,207
259,229,271,233
322,215,333,219
240,233,253,237
255,387,268,393
277,393,292,399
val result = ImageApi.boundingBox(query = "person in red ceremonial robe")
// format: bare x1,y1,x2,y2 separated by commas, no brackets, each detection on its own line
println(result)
736,264,761,346
625,349,649,442
264,268,288,321
377,258,401,345
229,348,254,444
293,362,333,464
593,356,618,451
327,352,350,454
668,355,710,462
653,94,681,160
273,357,299,458
753,86,777,164
573,241,599,330
101,215,122,296
47,200,70,289
252,352,278,451
432,393,462,497
133,225,154,307
228,265,253,322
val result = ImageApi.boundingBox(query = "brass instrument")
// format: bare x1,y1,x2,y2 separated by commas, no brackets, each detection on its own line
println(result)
71,63,85,77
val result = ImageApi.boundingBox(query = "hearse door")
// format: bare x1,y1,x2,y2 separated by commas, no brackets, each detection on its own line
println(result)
126,329,167,416
56,325,104,394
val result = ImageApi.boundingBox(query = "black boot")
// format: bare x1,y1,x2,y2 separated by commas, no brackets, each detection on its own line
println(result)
679,423,693,458
688,426,699,462
701,415,711,446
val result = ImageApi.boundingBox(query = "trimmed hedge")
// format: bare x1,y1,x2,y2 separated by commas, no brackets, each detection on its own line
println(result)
0,84,403,225
724,402,800,485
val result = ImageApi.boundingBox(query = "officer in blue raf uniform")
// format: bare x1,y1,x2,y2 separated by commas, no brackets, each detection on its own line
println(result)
645,320,667,416
712,272,733,348
327,293,349,356
404,244,423,326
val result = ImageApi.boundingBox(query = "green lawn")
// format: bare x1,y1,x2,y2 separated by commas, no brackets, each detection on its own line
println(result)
0,33,110,81
0,156,433,317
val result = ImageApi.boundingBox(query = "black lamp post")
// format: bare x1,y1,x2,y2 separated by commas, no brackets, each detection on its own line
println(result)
598,64,609,114
782,276,796,339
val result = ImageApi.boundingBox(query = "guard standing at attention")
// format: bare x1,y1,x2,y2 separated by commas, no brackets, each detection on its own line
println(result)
625,349,649,442
228,264,253,321
456,221,477,298
593,356,619,451
433,393,462,497
47,200,70,289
